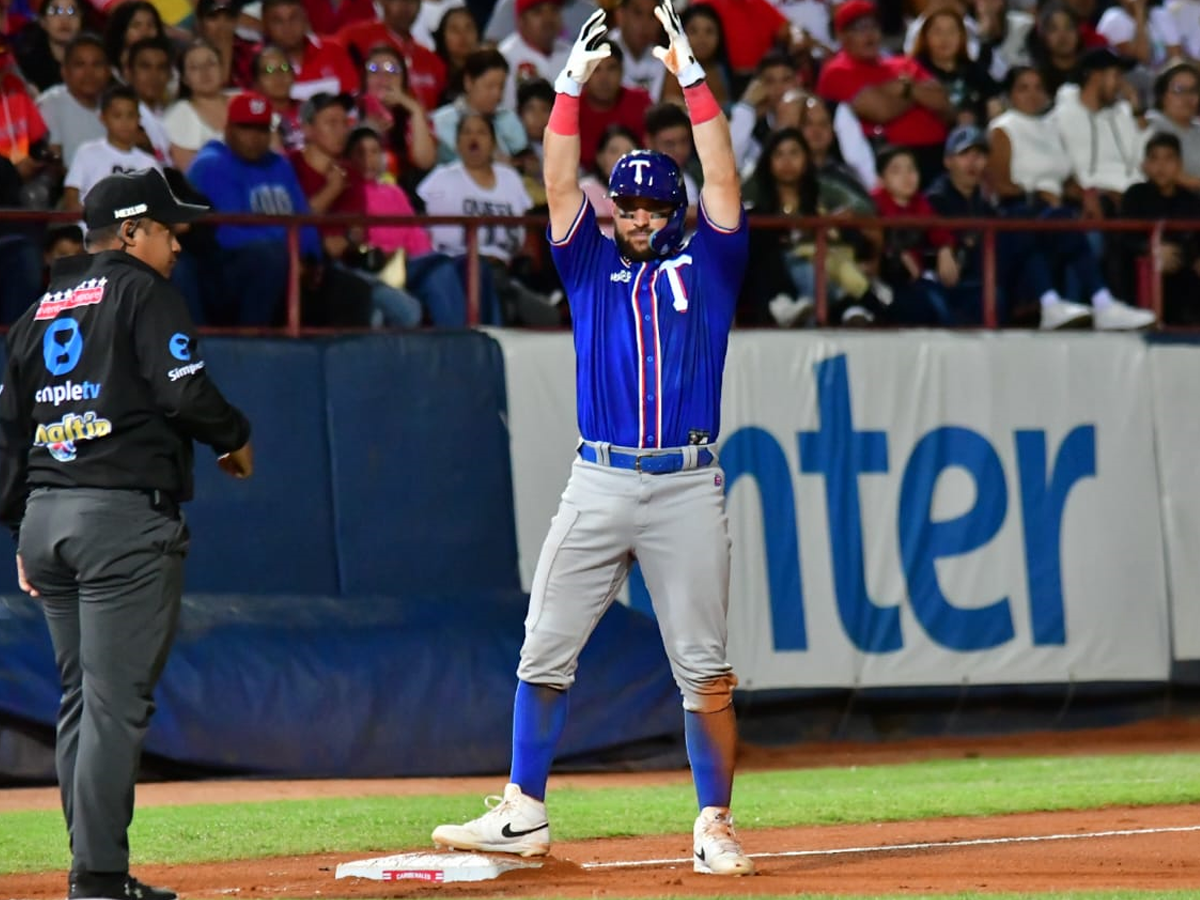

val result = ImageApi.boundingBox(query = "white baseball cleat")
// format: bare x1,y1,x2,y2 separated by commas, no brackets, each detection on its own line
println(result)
693,806,755,875
431,783,551,857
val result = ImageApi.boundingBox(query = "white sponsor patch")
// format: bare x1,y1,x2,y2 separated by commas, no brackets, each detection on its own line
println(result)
168,360,206,381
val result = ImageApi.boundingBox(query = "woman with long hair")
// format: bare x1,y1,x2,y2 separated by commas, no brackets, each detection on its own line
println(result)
660,5,733,109
163,39,228,171
796,93,876,199
741,127,884,327
103,0,164,76
432,6,479,105
13,0,82,92
910,2,1000,125
1025,2,1083,98
357,44,436,184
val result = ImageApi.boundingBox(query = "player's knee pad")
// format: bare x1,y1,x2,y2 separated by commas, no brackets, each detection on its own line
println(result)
680,671,738,713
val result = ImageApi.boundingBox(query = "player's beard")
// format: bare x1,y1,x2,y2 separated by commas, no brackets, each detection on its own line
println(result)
614,228,659,263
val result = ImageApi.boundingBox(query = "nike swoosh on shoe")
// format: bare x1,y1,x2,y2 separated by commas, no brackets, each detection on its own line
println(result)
501,822,549,838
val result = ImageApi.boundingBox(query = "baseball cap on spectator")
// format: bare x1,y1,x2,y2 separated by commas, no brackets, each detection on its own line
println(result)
228,91,273,127
1079,46,1136,73
83,168,209,230
833,0,877,33
945,124,988,156
300,91,355,124
516,0,562,16
196,0,240,17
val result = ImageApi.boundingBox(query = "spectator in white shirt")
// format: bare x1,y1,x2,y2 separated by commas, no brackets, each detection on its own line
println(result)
164,39,230,171
36,32,109,168
1051,45,1150,216
611,0,665,101
1098,0,1182,67
1163,0,1200,59
497,0,571,111
62,85,161,215
417,111,562,326
485,0,597,46
123,36,174,163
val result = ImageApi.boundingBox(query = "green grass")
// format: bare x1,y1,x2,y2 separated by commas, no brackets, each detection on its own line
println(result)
2,752,1199,886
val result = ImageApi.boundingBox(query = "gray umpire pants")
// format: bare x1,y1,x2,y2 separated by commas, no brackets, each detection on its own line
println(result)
19,487,189,876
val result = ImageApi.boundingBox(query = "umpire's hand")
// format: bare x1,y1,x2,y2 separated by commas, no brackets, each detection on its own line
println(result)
218,442,254,479
16,553,38,597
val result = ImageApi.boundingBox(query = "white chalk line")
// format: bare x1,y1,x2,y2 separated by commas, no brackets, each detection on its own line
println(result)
580,823,1200,870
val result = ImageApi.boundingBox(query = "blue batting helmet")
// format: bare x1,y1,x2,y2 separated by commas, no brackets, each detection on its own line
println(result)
608,149,688,256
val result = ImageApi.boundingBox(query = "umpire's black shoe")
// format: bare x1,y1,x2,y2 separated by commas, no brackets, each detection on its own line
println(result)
68,873,177,900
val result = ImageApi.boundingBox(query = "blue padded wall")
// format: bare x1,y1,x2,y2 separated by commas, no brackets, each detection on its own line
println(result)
184,339,338,595
324,333,520,595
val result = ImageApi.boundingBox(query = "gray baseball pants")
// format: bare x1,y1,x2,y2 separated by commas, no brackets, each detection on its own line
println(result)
518,454,736,710
19,487,189,876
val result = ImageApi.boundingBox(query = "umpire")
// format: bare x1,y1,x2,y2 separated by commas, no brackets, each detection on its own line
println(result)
0,168,253,900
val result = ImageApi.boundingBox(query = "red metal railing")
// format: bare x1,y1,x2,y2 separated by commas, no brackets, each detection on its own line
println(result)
8,208,1178,334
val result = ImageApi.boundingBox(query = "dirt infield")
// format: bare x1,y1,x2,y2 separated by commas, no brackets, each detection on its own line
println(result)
5,718,1200,897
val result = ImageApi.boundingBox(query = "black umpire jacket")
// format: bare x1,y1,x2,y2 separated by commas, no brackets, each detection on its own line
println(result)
0,250,251,534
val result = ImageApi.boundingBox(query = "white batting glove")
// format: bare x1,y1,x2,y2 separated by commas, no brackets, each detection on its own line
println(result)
554,8,611,97
652,0,705,88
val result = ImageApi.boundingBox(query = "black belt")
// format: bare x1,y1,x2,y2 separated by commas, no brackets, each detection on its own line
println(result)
578,443,714,474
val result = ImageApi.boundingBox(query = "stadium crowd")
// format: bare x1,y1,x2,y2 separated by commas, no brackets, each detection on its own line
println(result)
0,0,1196,328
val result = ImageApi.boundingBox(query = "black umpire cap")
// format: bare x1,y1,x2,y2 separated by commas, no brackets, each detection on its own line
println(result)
83,168,209,231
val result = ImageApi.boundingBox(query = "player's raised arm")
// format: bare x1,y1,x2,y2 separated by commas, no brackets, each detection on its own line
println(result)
652,0,741,230
544,9,612,240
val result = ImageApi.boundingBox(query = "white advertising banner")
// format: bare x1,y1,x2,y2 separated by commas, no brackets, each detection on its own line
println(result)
490,331,1171,689
1149,344,1200,662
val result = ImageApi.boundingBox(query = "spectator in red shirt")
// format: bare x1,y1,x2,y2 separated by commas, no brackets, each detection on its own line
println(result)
869,144,960,325
262,0,360,97
289,90,427,326
691,0,788,86
302,0,376,38
431,6,478,105
0,64,53,187
815,0,950,186
579,44,650,170
334,0,446,111
356,43,436,186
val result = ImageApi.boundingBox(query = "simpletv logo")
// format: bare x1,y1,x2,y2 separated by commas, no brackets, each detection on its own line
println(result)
35,380,101,406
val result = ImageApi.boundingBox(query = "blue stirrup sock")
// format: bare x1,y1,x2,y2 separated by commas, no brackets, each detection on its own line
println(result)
685,707,737,810
510,681,569,802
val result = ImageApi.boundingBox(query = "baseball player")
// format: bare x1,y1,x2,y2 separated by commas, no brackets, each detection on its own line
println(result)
0,168,253,900
432,0,753,876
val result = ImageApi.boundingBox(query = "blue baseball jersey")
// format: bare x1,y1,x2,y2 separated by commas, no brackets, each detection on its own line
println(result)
549,198,749,449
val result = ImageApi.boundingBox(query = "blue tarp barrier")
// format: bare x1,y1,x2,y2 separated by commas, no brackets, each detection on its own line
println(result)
0,592,683,777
